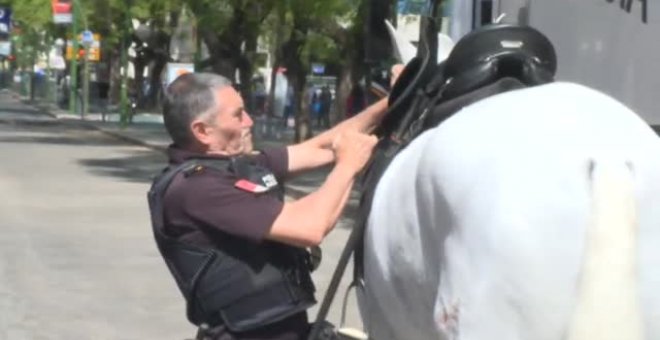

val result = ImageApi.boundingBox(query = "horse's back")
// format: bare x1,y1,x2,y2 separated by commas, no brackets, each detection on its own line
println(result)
361,82,660,340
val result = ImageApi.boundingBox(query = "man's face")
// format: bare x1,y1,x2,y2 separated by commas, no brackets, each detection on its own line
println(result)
201,86,254,155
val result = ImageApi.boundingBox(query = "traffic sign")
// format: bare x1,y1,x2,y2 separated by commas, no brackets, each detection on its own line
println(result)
0,7,11,34
66,33,102,61
51,0,72,24
81,30,94,46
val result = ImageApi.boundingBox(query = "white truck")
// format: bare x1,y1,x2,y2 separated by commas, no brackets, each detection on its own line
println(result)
449,0,659,125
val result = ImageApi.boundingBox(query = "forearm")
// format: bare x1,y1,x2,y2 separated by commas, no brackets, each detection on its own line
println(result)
338,97,388,133
297,165,355,233
327,183,354,235
270,165,356,246
286,98,388,173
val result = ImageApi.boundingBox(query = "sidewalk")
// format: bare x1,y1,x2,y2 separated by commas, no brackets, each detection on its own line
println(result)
28,100,311,152
24,97,361,212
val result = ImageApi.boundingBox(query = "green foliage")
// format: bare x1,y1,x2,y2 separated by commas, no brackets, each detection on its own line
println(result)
131,0,183,28
301,32,339,68
186,0,235,36
260,0,362,72
8,0,51,31
6,0,377,92
6,0,366,66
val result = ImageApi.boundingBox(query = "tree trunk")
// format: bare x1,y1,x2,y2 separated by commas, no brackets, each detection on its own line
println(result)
191,1,273,100
238,32,257,114
133,57,145,107
28,40,38,102
108,50,121,104
266,4,286,117
333,63,353,124
148,11,179,110
198,4,246,81
147,56,167,110
266,59,281,117
200,27,240,80
281,16,311,143
320,1,370,127
214,59,238,80
291,73,313,142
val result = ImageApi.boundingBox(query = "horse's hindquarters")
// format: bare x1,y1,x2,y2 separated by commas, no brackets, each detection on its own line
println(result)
360,83,660,340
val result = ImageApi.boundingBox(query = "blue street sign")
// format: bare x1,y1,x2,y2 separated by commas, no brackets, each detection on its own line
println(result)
0,8,12,34
81,30,94,46
311,63,325,75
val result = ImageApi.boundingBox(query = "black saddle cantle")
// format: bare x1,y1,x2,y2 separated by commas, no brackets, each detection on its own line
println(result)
442,24,556,101
378,23,557,145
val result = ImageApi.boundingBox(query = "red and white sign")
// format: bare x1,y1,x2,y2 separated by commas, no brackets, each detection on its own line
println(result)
52,0,72,24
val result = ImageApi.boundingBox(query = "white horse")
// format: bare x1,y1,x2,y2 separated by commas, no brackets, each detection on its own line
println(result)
357,81,660,340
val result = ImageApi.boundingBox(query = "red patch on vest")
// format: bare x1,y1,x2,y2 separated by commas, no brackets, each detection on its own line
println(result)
234,179,268,193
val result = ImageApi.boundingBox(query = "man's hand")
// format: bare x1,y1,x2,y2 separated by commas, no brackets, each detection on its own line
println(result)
391,64,405,88
332,130,378,175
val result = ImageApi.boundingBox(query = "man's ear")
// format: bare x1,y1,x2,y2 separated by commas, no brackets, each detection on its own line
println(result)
190,119,212,145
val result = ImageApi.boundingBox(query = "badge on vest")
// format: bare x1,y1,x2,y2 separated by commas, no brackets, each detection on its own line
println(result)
234,174,278,193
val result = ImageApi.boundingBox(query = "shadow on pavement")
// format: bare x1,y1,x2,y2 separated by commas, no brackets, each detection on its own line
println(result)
0,120,131,147
0,116,166,183
78,150,166,184
0,106,46,115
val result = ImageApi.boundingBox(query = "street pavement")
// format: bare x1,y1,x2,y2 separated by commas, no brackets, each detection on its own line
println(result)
0,90,364,339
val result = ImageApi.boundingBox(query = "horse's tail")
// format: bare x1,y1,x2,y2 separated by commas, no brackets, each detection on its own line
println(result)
566,159,643,340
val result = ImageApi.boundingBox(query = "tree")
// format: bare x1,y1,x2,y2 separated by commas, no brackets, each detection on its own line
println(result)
312,1,367,127
266,0,397,141
188,0,277,108
6,0,55,99
129,0,184,108
265,0,361,141
330,0,397,125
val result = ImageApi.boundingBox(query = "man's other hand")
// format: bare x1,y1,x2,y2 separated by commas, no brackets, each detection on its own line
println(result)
332,131,378,175
391,64,405,88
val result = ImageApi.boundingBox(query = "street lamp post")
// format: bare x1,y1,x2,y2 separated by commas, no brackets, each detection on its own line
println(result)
53,38,65,102
68,0,79,115
120,0,132,126
81,30,93,119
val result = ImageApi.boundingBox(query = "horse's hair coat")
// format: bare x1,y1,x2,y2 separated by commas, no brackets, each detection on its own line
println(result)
358,82,660,340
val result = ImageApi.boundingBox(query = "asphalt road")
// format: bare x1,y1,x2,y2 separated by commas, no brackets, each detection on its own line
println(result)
0,91,362,340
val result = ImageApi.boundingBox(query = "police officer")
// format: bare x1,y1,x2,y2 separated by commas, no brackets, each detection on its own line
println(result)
148,72,394,340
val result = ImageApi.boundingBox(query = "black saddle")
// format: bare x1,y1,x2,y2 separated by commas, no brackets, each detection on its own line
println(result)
357,23,557,277
376,23,557,142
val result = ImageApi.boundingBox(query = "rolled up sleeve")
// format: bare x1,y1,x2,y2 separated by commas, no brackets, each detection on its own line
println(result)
256,147,289,180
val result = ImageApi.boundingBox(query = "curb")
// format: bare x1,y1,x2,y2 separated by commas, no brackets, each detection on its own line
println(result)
19,96,169,153
92,126,168,153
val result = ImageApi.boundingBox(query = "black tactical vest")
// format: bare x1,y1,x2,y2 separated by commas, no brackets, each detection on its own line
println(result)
147,157,316,332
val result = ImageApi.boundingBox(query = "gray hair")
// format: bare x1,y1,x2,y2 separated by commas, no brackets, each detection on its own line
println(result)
162,73,233,147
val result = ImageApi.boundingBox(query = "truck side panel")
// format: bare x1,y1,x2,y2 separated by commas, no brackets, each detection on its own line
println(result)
495,0,659,124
